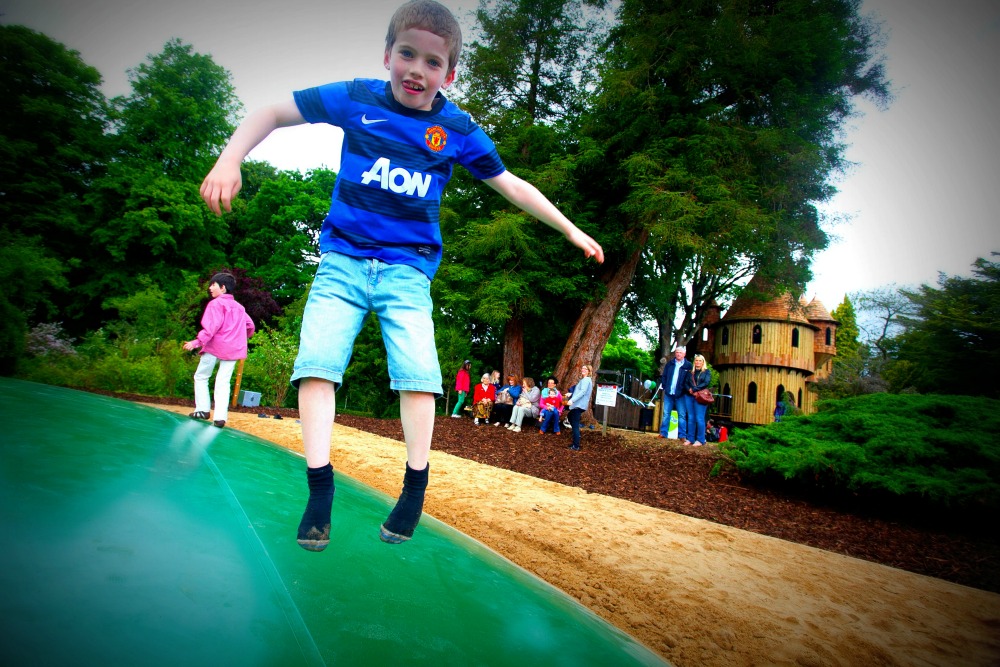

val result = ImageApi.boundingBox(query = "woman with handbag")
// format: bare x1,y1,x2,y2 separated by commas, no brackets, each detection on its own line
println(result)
684,354,713,447
506,377,540,432
489,374,521,426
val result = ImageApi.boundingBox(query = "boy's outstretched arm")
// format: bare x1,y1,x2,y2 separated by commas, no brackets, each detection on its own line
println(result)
201,99,306,215
484,170,604,264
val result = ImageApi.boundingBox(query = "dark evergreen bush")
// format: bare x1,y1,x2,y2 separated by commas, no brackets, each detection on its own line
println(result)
720,393,1000,513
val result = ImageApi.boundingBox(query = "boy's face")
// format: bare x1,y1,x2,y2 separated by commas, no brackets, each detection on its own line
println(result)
384,28,455,111
208,282,225,298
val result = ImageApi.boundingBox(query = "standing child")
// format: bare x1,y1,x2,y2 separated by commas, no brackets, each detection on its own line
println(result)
451,360,472,418
200,0,603,550
183,272,256,428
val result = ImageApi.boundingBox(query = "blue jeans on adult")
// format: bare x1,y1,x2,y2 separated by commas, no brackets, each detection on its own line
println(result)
659,393,689,440
688,395,708,444
568,408,583,449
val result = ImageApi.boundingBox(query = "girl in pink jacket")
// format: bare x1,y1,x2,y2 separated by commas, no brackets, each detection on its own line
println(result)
450,360,472,418
183,272,255,427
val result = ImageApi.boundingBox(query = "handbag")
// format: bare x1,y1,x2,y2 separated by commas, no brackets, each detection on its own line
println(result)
693,388,714,405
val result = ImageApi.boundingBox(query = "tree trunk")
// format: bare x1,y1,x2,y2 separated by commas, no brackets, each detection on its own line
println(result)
502,316,525,380
554,230,650,402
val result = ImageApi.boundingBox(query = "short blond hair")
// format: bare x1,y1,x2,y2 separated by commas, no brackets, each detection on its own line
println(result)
386,0,463,71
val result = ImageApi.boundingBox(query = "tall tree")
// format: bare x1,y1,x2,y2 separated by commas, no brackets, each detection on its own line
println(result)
853,285,915,360
80,39,242,323
894,254,1000,397
555,0,891,380
226,165,334,304
0,26,108,350
444,0,607,379
815,294,887,398
831,295,862,361
458,0,597,132
0,26,108,241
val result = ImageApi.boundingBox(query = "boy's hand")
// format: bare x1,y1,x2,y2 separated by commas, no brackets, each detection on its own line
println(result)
201,159,243,216
483,171,605,263
566,227,605,264
198,100,305,216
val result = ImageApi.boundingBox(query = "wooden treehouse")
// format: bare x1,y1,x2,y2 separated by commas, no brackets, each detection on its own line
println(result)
692,277,838,427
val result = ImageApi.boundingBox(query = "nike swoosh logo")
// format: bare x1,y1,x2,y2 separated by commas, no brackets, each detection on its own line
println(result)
361,114,387,125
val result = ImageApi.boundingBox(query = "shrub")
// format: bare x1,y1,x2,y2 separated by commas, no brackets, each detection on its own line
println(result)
243,328,298,407
25,322,77,357
720,393,1000,513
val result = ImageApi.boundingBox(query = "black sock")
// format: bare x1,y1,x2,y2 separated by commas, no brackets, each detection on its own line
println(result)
382,463,428,539
297,463,334,552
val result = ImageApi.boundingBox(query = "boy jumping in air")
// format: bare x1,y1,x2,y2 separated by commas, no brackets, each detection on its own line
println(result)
201,0,603,551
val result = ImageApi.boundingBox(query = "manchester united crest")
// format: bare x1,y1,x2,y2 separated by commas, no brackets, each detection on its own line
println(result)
424,125,447,152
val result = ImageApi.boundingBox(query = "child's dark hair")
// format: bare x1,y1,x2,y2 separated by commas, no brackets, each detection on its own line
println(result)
211,272,236,294
386,0,463,71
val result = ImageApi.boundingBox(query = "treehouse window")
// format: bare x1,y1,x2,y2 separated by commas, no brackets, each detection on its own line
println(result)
798,388,803,408
791,328,799,347
826,327,832,345
747,381,758,404
721,327,729,346
752,324,762,344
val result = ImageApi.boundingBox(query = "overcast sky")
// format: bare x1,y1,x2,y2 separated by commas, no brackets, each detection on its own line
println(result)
3,0,999,313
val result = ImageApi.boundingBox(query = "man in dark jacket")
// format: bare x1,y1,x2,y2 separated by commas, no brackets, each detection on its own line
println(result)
658,346,693,442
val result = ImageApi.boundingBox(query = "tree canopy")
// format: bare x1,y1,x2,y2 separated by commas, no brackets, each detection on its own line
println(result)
585,0,891,360
0,26,108,369
893,254,1000,397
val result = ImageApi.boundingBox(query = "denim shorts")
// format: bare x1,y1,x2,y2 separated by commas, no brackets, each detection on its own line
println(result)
290,251,443,395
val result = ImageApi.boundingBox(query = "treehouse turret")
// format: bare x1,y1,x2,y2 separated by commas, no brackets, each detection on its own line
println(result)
706,277,837,425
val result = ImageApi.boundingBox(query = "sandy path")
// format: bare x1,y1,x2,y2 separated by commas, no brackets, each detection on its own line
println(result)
149,405,1000,667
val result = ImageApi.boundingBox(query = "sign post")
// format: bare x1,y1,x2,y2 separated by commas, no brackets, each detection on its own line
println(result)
595,384,618,436
230,359,245,409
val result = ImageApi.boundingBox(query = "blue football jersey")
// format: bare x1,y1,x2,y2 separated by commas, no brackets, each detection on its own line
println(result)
294,78,506,279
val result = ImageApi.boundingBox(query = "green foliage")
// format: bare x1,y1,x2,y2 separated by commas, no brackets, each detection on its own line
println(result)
816,295,889,399
226,166,332,303
458,0,597,133
243,328,298,408
600,318,655,377
893,254,1000,398
110,38,240,180
0,25,108,240
77,39,241,324
831,295,861,360
17,327,195,398
441,0,609,378
339,318,397,418
593,0,891,353
0,230,70,373
720,393,1000,512
0,26,107,344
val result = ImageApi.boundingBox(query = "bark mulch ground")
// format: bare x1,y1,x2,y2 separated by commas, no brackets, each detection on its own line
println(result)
107,392,1000,594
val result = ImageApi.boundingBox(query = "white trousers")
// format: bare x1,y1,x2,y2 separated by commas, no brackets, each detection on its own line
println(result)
193,352,237,422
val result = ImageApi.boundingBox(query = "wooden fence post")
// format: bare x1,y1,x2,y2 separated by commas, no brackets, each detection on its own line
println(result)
230,359,245,408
